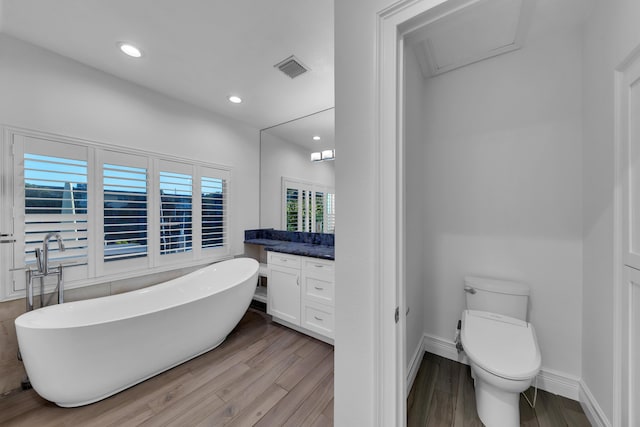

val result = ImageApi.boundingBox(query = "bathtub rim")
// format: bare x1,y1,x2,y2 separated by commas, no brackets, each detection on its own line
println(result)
15,257,259,330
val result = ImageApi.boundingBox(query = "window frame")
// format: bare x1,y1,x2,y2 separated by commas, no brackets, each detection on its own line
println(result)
1,126,233,301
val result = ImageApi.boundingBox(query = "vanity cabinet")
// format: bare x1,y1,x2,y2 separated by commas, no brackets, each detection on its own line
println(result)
267,252,335,341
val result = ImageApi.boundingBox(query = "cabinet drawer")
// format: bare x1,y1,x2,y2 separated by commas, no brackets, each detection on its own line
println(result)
268,252,301,269
302,301,334,338
303,258,334,278
303,276,334,305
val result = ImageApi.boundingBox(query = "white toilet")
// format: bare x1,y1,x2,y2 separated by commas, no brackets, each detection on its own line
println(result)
460,276,541,427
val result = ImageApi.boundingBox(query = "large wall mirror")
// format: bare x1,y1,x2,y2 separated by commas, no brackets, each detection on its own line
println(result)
260,108,335,233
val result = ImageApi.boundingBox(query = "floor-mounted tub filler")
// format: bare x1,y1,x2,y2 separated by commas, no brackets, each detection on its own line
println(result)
15,257,259,407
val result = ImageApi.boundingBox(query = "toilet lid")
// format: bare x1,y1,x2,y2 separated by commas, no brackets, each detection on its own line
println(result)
461,310,541,381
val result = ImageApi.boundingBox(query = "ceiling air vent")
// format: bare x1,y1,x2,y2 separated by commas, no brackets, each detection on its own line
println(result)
274,55,309,79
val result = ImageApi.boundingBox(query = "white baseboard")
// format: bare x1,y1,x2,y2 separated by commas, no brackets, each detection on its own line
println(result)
406,334,425,394
270,317,334,345
579,380,612,427
423,332,467,364
422,333,580,400
536,367,580,401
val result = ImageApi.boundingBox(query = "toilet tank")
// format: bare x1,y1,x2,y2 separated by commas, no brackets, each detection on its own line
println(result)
464,276,530,321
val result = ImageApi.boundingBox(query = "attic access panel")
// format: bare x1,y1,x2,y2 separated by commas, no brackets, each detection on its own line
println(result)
406,0,535,78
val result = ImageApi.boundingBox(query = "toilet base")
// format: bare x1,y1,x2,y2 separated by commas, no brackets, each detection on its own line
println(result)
470,364,532,427
474,379,519,427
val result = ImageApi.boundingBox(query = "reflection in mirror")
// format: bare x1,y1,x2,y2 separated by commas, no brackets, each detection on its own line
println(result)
260,108,335,233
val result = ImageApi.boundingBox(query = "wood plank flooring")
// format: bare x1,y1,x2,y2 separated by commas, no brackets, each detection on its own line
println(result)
1,310,592,427
408,352,592,427
0,309,334,427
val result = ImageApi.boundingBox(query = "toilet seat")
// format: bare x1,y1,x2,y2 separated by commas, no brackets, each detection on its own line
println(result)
461,309,541,381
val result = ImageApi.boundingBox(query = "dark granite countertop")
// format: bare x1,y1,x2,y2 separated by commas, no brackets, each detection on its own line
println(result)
244,239,334,260
244,229,335,260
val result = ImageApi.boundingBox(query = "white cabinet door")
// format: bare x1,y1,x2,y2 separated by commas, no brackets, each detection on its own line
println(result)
268,265,301,325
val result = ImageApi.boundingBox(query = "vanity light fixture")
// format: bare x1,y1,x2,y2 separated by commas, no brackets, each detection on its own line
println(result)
228,95,242,104
118,42,143,58
310,150,335,162
321,149,335,160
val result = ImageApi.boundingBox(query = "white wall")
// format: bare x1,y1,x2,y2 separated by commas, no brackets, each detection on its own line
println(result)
0,34,260,257
260,132,334,229
404,47,426,375
334,0,395,424
582,0,640,423
419,28,584,381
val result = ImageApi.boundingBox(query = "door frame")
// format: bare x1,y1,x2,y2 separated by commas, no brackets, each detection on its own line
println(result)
375,1,449,425
614,42,640,427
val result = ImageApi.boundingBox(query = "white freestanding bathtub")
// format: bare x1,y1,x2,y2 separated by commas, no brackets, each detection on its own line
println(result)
15,257,259,407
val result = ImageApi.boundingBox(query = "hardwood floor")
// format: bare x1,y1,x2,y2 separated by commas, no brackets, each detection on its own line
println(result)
1,309,591,427
0,309,334,427
408,352,592,427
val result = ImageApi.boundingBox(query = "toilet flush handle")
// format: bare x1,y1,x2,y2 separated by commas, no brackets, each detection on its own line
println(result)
464,286,476,294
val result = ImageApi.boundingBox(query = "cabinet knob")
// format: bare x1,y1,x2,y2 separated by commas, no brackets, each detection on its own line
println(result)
314,286,324,291
314,316,323,321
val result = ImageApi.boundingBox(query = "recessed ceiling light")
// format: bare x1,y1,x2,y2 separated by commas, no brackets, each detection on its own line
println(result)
118,42,142,58
228,95,242,104
313,136,321,141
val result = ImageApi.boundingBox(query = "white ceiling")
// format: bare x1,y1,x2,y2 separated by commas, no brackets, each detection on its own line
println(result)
0,0,592,136
0,0,334,130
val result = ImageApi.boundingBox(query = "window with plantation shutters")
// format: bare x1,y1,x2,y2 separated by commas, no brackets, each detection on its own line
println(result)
199,166,230,255
3,128,233,301
201,176,225,249
315,191,324,232
286,188,299,231
159,168,193,256
103,162,148,262
282,177,335,234
12,135,91,291
326,192,336,233
302,189,312,232
23,154,88,265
